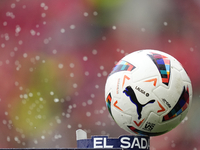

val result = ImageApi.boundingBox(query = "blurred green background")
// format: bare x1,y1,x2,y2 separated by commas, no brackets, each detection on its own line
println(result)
0,0,200,149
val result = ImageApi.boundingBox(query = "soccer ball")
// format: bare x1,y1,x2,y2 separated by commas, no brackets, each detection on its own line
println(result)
105,49,192,136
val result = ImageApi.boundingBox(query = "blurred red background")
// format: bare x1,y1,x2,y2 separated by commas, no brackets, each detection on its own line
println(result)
0,0,199,149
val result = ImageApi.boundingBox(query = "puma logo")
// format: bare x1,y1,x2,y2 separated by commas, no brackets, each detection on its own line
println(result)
123,86,155,120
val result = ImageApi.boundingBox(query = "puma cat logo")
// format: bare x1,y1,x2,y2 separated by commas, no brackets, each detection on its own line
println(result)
123,86,155,120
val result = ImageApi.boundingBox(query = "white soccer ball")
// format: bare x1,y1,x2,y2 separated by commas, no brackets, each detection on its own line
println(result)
105,49,192,136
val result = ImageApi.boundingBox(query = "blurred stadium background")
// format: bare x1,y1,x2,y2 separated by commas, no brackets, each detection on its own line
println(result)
0,0,199,149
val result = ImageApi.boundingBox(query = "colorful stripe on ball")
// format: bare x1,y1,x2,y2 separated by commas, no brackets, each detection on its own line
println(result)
106,93,114,120
148,52,171,86
109,60,135,76
127,126,168,136
162,86,190,122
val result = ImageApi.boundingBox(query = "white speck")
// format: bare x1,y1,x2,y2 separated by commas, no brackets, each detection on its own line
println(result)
102,71,108,76
5,112,8,116
29,93,33,97
11,3,16,8
112,26,117,30
54,134,62,140
181,116,188,124
56,118,61,124
24,94,28,99
78,124,82,128
1,43,5,48
35,56,40,60
95,121,101,126
22,5,26,9
37,115,42,119
93,11,98,16
164,136,168,141
95,85,99,89
23,53,28,58
19,94,23,98
83,56,88,61
67,124,71,128
73,83,78,88
54,98,59,103
5,33,9,41
164,22,168,26
29,68,34,72
168,39,171,43
60,28,65,33
50,91,54,95
41,135,45,139
34,139,38,144
82,102,86,107
70,73,74,77
7,136,10,142
14,47,18,51
3,21,7,26
44,6,48,10
190,47,194,52
87,99,92,105
101,130,106,134
30,29,36,36
15,81,19,86
52,49,57,54
40,3,45,7
85,71,89,76
5,60,9,64
86,112,91,117
91,94,95,98
66,113,70,118
43,21,46,25
70,25,75,29
15,25,21,33
44,38,49,44
75,92,79,96
92,49,97,55
3,120,7,124
171,142,176,148
100,66,104,70
97,73,101,77
14,136,19,142
18,40,23,45
6,11,15,19
141,28,146,32
68,105,72,109
58,63,63,69
69,63,75,68
83,12,88,17
102,36,106,41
